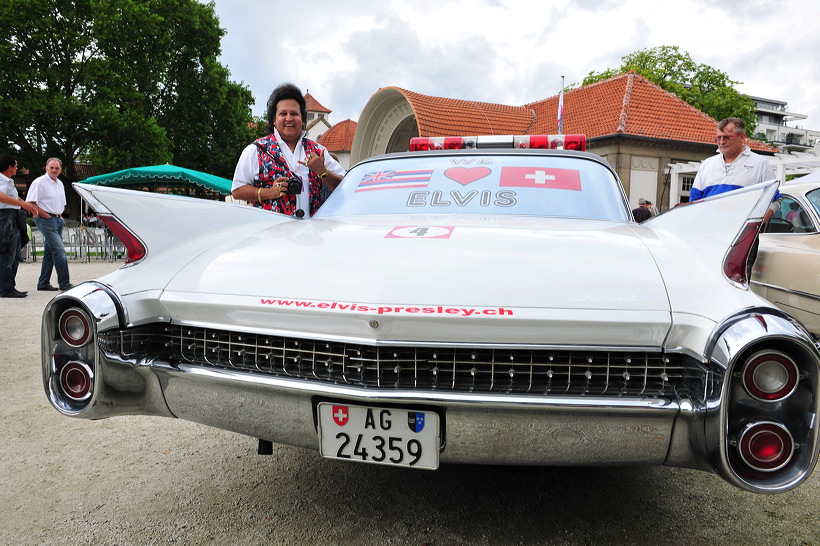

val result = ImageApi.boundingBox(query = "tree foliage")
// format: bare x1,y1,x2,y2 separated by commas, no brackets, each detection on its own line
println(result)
583,46,757,134
0,0,256,180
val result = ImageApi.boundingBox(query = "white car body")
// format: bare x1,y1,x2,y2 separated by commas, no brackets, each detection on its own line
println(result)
42,144,820,493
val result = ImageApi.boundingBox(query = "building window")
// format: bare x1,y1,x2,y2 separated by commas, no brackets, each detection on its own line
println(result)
677,175,695,204
306,113,315,121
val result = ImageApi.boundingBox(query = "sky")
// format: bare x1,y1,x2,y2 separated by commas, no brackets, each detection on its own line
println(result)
208,0,820,131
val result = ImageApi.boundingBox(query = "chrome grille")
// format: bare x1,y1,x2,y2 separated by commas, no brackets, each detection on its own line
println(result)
98,324,710,398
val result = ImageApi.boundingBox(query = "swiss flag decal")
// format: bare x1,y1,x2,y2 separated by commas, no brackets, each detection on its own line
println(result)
499,167,581,191
332,405,349,426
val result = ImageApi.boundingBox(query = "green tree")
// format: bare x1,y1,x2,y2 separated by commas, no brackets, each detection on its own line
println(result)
0,0,256,181
583,46,757,134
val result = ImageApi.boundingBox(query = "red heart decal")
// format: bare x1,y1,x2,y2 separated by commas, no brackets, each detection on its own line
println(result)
444,167,492,186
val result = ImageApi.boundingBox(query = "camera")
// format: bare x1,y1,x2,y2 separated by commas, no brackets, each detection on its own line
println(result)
285,176,302,194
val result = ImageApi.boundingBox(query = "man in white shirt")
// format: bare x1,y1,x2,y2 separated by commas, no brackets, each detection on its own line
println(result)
691,117,780,279
26,157,73,291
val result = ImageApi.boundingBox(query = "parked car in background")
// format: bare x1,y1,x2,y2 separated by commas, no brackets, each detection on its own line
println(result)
41,135,820,494
753,181,820,338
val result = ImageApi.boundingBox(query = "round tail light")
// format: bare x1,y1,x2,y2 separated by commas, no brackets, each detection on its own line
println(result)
742,351,798,402
738,421,794,472
59,361,94,401
59,308,92,347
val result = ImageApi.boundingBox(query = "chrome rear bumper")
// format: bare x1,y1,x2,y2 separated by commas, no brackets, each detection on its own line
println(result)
43,282,820,493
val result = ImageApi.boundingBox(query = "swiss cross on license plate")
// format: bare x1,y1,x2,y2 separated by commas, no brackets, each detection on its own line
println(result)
317,403,440,470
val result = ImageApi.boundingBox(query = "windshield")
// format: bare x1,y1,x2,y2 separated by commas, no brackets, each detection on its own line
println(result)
807,188,820,218
316,152,630,221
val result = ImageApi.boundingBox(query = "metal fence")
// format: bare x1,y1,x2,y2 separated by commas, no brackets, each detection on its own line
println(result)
25,227,125,263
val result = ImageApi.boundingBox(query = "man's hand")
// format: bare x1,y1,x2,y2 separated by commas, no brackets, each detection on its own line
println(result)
21,200,40,217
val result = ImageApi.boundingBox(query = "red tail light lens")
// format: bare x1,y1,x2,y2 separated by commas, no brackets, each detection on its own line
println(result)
59,308,91,347
724,221,761,286
98,215,146,263
59,361,94,401
742,351,799,402
738,421,794,472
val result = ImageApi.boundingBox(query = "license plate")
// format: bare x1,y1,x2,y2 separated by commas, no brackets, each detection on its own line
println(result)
317,403,440,470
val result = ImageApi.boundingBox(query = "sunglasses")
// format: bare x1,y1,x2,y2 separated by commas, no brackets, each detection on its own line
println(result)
714,134,741,143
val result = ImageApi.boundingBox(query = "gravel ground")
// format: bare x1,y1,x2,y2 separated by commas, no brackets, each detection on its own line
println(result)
1,260,818,545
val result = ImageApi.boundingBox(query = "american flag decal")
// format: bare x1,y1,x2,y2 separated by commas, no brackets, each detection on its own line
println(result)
356,169,434,192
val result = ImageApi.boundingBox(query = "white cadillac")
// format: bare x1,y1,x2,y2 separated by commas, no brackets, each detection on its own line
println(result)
42,135,820,493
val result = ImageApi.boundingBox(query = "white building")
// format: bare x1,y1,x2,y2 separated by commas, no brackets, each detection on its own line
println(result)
749,96,820,153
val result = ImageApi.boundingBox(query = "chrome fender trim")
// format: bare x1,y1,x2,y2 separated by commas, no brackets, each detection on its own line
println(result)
41,281,174,419
704,309,820,493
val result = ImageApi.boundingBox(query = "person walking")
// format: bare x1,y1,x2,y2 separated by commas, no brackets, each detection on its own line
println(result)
26,157,73,291
0,155,39,298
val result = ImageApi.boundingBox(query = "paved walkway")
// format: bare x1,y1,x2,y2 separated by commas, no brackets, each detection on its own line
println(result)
0,260,122,316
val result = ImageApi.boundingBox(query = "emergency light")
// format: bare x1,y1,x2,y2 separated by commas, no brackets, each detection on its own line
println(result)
409,134,586,152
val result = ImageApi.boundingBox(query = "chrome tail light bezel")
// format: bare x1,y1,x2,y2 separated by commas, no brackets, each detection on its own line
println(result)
58,308,93,347
737,420,795,472
43,284,122,416
706,311,820,493
741,350,800,402
58,360,95,402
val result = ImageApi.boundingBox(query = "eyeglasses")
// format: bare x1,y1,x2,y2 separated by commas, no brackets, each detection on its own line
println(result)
714,134,741,143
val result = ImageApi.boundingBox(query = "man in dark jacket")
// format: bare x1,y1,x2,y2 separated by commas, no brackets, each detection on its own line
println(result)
632,197,651,223
0,155,40,297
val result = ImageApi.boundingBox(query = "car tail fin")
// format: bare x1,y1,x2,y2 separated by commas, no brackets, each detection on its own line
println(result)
643,179,780,288
72,183,289,265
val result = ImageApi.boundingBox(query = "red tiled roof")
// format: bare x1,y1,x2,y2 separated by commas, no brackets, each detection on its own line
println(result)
526,71,776,152
319,119,357,152
381,73,776,152
387,87,535,136
305,93,331,114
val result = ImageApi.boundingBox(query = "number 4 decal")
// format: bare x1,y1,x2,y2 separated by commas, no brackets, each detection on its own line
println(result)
385,226,454,239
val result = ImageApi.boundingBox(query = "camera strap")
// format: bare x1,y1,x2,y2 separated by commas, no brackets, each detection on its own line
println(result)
255,139,308,217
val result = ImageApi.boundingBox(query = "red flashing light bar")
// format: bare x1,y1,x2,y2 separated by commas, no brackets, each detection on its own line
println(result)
409,134,586,152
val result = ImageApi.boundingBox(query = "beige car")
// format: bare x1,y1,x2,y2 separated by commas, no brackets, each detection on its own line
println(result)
753,181,820,338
